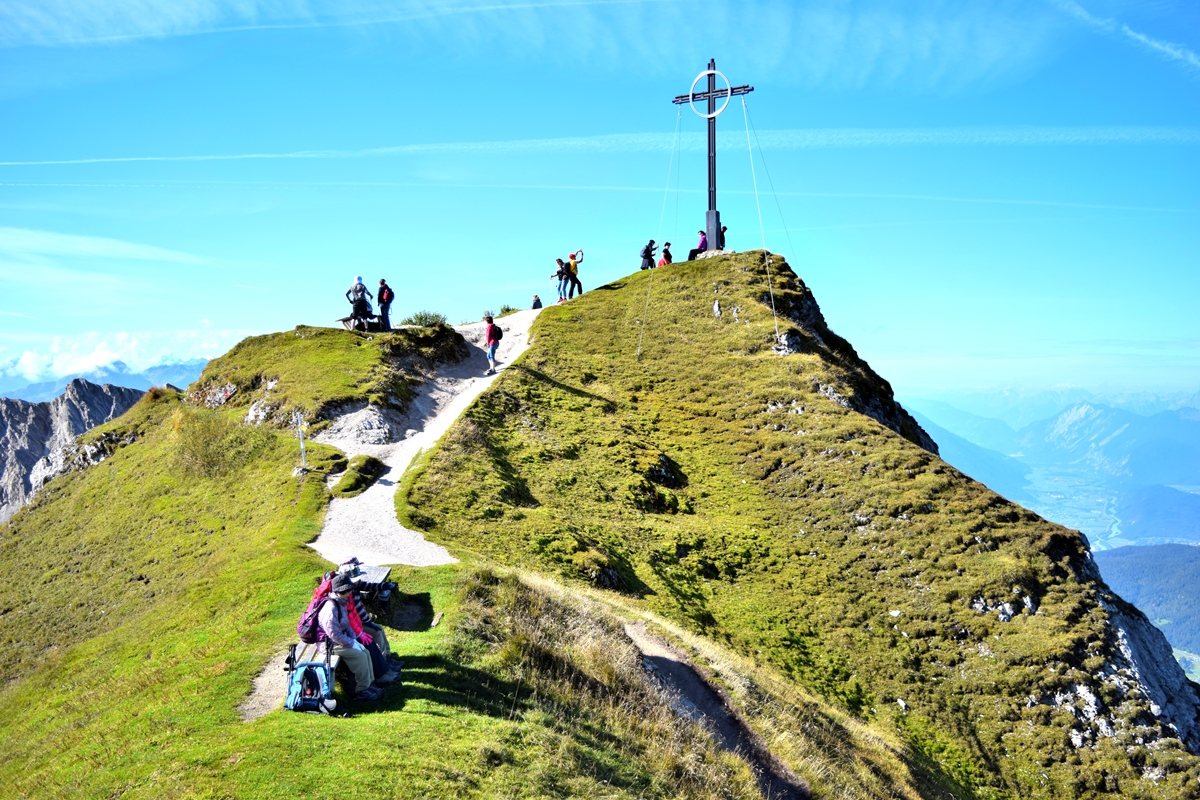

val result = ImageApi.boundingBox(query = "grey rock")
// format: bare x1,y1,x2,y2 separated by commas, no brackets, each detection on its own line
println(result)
0,379,143,523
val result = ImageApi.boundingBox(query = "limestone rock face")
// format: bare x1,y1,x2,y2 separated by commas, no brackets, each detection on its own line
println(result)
0,379,143,522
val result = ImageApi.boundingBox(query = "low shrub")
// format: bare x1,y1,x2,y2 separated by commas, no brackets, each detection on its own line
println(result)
398,310,447,326
331,454,387,497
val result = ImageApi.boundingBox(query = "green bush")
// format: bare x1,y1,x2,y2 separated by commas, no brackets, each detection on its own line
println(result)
174,408,270,478
331,454,387,497
398,310,447,326
498,304,519,317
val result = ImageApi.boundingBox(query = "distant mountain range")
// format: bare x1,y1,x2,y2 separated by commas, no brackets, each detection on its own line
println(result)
0,359,208,403
903,392,1200,549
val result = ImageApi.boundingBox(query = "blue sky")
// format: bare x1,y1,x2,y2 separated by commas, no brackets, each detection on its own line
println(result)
1,0,1198,394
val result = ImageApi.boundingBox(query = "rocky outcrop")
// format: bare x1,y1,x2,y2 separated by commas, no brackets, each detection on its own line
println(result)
0,379,143,523
760,254,938,454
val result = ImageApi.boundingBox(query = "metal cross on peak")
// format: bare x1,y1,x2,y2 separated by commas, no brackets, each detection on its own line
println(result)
672,59,754,255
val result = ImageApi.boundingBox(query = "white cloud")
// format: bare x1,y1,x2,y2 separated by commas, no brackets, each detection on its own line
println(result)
1050,0,1200,74
2,125,1195,168
0,1,1066,92
0,327,254,381
0,227,206,264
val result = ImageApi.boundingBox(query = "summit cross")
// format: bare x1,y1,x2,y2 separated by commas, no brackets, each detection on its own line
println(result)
672,58,753,255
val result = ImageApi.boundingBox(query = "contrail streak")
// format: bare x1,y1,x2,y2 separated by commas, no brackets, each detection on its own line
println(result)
1,126,1197,167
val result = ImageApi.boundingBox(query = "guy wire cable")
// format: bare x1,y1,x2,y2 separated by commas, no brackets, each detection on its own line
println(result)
743,101,798,273
638,106,683,361
742,96,780,340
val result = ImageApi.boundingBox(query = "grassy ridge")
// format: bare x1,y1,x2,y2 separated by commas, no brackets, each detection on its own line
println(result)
0,326,782,799
400,252,1200,798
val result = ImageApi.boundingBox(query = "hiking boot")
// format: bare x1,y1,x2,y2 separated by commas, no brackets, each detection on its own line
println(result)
375,669,400,686
355,686,383,701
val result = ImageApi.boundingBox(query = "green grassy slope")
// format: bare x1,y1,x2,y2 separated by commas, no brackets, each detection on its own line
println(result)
0,326,772,799
401,252,1200,799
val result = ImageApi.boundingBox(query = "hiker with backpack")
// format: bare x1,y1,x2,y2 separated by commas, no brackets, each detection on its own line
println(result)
311,567,401,680
345,276,374,330
484,315,503,376
552,259,568,302
640,240,657,270
316,573,386,701
377,279,395,330
566,250,583,298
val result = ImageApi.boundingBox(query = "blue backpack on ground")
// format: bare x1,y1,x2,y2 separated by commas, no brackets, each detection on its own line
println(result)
284,644,339,715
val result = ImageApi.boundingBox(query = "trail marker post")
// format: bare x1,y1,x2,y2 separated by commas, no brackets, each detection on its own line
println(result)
672,59,753,255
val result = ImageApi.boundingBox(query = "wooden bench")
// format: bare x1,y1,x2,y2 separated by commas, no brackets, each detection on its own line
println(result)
293,641,341,674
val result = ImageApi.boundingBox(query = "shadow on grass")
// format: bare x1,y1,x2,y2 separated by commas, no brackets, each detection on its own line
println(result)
390,592,435,631
509,365,616,412
346,655,520,718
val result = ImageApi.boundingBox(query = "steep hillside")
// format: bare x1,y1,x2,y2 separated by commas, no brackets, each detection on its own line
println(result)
0,378,144,523
402,251,1200,798
0,323,825,799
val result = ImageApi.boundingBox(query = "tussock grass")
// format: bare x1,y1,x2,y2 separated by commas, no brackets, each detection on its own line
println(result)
331,454,386,497
450,568,762,799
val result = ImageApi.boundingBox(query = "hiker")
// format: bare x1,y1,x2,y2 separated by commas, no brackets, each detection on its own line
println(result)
687,230,707,261
566,250,583,298
640,239,657,270
532,294,543,309
345,276,374,329
552,259,568,302
718,226,727,250
312,571,400,684
658,242,673,267
484,315,502,375
318,573,384,700
377,279,394,330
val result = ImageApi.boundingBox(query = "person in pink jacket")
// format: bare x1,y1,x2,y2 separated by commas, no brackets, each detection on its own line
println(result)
484,315,502,375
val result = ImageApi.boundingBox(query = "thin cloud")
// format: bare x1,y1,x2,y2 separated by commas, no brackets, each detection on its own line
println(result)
2,125,1197,167
2,2,1070,93
0,0,677,48
0,311,43,321
1050,0,1200,74
1,181,1195,215
0,227,206,264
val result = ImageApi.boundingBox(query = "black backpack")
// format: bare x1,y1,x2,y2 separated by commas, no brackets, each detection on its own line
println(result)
492,324,504,341
380,286,394,304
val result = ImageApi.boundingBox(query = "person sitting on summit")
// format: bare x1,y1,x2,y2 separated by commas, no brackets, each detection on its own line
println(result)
318,573,384,701
687,230,707,261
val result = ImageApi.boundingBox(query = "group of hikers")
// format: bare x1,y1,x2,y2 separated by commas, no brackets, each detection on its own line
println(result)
345,276,396,331
551,249,585,302
296,562,403,704
640,226,727,270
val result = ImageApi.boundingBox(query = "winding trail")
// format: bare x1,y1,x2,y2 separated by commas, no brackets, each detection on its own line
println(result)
309,309,541,567
625,622,811,800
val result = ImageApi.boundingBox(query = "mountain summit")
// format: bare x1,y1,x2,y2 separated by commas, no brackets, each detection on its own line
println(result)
403,251,1200,796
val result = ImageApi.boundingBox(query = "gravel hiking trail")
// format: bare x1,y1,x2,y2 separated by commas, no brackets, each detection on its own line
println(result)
625,621,811,800
310,309,541,567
